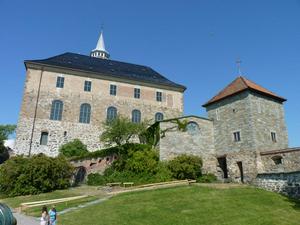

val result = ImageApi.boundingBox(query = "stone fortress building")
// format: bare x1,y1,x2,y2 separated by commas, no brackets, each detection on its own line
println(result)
14,31,300,185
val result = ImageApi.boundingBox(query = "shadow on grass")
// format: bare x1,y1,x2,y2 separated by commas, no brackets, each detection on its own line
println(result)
284,195,300,210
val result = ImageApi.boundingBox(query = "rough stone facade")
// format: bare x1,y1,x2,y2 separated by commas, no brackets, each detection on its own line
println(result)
159,116,217,175
260,148,300,173
15,67,184,156
254,171,300,198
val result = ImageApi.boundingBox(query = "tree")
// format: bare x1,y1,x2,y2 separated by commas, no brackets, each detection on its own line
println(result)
59,139,88,157
0,125,16,164
100,116,147,147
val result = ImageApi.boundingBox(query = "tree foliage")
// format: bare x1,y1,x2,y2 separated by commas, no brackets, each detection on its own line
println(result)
168,154,203,180
0,154,74,197
0,124,16,164
59,139,88,157
100,116,148,147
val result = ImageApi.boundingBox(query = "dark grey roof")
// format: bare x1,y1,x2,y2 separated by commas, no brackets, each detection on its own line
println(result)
25,52,186,91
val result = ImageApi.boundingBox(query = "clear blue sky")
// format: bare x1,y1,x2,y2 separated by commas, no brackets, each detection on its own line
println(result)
0,0,299,147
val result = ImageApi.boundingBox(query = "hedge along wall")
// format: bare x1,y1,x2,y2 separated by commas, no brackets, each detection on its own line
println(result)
254,171,300,199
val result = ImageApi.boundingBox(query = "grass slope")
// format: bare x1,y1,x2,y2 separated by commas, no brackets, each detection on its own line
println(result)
60,185,300,225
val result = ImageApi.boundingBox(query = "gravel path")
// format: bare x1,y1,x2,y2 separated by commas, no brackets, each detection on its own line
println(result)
13,212,39,225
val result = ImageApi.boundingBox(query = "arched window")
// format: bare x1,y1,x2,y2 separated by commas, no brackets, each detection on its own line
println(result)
50,100,63,121
107,106,117,121
186,121,200,135
132,109,141,123
79,103,91,124
155,112,164,122
272,156,283,165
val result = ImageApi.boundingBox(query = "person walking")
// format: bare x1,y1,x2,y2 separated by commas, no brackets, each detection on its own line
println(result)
40,206,49,225
49,206,57,225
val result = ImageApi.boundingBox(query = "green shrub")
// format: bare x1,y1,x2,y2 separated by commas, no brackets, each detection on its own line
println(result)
197,173,217,183
168,154,202,180
0,154,74,197
59,139,88,157
87,173,107,186
125,149,159,174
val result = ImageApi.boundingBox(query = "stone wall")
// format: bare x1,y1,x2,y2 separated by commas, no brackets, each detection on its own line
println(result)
260,148,300,173
254,171,300,199
159,116,217,175
15,68,184,156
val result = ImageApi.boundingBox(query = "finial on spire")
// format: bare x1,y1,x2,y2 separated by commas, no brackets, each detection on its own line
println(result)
236,58,242,76
90,28,110,59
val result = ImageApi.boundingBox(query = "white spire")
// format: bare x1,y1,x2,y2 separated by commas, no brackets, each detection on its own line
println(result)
91,30,110,59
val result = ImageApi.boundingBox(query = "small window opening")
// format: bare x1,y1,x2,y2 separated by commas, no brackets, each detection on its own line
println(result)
233,131,241,142
272,156,282,165
40,132,48,145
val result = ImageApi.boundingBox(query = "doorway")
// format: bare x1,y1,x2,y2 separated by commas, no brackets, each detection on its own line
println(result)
217,157,228,179
237,161,244,183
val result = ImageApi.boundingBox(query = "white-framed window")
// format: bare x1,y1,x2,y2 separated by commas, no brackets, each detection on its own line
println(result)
271,132,277,142
40,132,49,145
155,112,164,122
156,91,162,102
84,81,92,92
134,88,141,99
107,106,117,121
233,131,241,142
50,100,63,121
110,84,117,96
216,109,220,121
132,109,141,123
79,103,91,124
56,76,64,88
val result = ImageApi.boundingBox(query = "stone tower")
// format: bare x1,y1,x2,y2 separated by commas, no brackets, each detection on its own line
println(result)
203,76,288,181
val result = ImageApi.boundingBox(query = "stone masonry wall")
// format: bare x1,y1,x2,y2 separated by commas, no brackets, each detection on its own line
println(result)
260,149,300,173
254,171,300,199
15,68,184,156
159,116,217,175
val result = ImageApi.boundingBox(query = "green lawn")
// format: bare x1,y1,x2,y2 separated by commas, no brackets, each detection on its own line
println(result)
59,185,300,225
0,185,105,216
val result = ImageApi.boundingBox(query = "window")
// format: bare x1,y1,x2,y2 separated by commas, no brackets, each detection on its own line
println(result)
186,121,200,135
110,84,117,96
132,109,141,123
50,100,63,121
84,81,92,92
271,132,277,142
56,76,64,88
233,131,241,142
79,103,91,123
216,109,220,121
134,88,140,99
107,106,117,121
272,156,282,165
40,132,48,145
156,91,162,102
155,112,164,122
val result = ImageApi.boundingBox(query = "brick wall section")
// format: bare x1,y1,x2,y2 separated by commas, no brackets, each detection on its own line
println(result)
15,68,184,156
254,171,300,199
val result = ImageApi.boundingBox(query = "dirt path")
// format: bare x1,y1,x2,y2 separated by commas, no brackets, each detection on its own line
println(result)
13,212,39,225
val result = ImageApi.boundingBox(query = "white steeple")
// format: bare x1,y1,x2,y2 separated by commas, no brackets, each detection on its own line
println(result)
91,30,110,59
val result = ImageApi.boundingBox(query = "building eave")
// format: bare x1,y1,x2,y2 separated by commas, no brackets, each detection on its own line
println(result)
24,61,186,92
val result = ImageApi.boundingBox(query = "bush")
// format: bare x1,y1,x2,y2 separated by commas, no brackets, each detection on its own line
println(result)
168,154,202,180
125,149,159,174
59,139,88,157
0,154,74,197
197,173,217,183
87,173,107,186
